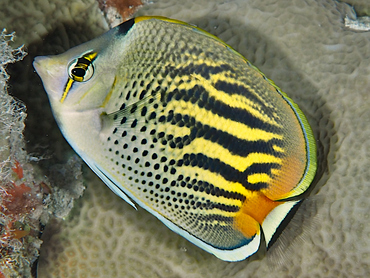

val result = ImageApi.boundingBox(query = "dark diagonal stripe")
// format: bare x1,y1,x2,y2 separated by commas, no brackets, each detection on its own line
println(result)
162,63,272,116
213,80,275,114
177,174,246,202
176,62,234,80
193,198,240,212
194,213,233,223
179,152,270,191
209,202,240,212
164,86,281,133
244,163,281,176
166,112,284,158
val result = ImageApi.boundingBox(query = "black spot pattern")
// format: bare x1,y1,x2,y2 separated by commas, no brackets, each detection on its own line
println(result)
97,17,314,252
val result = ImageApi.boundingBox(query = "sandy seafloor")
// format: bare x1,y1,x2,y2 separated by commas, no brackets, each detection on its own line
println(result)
1,0,370,277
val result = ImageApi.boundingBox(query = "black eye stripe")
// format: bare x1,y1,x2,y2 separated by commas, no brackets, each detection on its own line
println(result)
68,52,97,82
77,57,91,65
73,58,92,74
72,68,86,77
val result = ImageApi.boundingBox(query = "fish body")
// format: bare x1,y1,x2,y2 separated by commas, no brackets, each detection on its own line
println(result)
33,16,317,262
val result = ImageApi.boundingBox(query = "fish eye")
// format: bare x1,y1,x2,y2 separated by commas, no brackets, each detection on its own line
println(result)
68,57,95,82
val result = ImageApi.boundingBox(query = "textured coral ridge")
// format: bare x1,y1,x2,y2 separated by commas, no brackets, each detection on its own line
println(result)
0,0,108,48
339,0,370,16
0,31,43,278
3,0,369,277
0,30,86,277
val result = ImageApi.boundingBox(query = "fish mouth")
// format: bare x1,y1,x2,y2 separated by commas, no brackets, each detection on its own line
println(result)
33,55,67,101
33,56,50,80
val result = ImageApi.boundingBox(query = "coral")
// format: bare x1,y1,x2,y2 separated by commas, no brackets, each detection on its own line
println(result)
1,0,370,277
46,156,85,219
0,161,45,278
0,0,108,47
344,4,370,31
338,0,370,16
0,30,43,278
0,29,85,277
345,13,370,31
98,0,145,27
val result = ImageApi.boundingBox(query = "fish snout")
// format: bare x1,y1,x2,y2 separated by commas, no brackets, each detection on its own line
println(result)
33,56,51,80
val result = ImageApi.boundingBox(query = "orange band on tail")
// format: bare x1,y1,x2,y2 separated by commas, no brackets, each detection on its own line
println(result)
234,192,281,238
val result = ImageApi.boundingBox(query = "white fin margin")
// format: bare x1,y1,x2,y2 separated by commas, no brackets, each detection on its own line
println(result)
88,161,137,209
155,213,261,262
262,201,300,247
85,160,260,261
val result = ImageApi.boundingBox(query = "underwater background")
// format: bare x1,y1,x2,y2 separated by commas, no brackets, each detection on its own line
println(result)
0,0,369,277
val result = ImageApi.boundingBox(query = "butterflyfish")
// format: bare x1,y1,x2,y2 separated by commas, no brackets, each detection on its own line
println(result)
33,16,317,262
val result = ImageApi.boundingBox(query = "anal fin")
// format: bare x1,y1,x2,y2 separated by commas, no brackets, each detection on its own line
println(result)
88,160,137,209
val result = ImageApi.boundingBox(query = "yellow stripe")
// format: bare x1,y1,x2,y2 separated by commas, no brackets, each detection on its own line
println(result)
271,168,280,176
84,52,97,62
101,76,117,108
179,166,251,200
155,122,191,138
153,117,281,183
172,59,281,128
135,16,191,26
77,86,94,105
247,173,271,184
60,78,74,103
165,99,282,142
246,152,282,168
209,70,274,110
272,145,285,153
172,56,274,111
190,73,282,128
177,137,282,173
